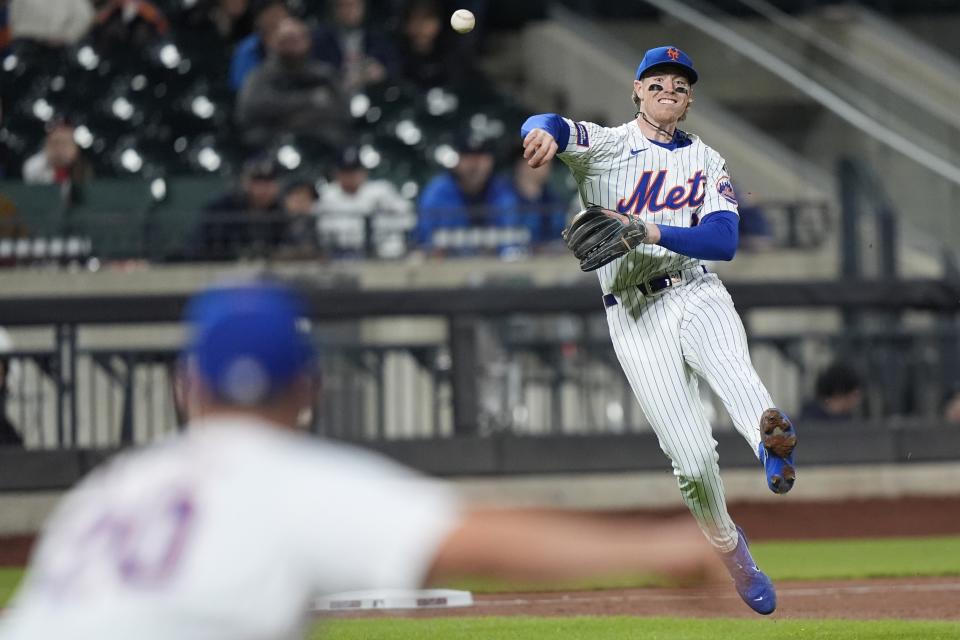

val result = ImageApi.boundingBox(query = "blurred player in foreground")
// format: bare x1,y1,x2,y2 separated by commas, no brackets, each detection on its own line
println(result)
521,46,799,615
0,280,723,639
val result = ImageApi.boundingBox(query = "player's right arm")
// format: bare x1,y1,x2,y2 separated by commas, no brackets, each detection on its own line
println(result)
426,508,725,586
521,114,565,168
298,445,722,593
520,114,614,176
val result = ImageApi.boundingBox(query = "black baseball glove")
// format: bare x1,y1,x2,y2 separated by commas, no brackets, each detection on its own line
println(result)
562,205,648,272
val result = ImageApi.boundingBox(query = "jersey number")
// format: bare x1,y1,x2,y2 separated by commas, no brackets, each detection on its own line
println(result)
42,489,195,595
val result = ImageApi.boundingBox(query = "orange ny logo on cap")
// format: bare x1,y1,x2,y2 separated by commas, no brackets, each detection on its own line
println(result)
667,47,681,61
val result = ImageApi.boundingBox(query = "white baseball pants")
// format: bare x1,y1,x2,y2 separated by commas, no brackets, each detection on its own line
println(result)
605,269,773,552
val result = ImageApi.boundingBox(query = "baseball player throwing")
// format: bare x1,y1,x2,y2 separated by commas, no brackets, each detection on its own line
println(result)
0,280,724,639
521,45,798,615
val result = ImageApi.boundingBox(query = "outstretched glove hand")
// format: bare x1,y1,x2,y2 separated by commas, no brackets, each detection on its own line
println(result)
562,206,648,272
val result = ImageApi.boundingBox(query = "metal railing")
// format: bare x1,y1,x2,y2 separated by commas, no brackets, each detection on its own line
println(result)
2,279,959,453
838,157,898,279
3,325,959,460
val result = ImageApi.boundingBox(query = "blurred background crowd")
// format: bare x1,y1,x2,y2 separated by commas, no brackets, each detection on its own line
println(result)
0,0,589,262
1,0,960,453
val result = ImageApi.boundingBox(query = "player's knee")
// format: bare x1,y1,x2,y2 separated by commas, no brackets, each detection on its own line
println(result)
674,452,719,486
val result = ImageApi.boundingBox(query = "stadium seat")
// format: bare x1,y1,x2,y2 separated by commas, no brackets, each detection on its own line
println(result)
0,125,44,179
145,175,228,260
65,179,153,258
0,181,68,237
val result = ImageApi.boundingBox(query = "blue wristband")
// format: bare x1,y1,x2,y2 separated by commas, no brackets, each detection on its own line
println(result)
520,114,570,153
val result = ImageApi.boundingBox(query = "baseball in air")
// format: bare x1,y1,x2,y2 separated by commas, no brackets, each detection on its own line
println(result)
450,9,475,34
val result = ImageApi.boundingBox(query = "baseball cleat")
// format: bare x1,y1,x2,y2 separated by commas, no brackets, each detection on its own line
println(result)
758,408,797,494
720,526,777,615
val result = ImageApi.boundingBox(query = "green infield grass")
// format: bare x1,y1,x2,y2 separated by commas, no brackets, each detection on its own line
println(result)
314,616,960,639
751,535,960,582
0,567,22,608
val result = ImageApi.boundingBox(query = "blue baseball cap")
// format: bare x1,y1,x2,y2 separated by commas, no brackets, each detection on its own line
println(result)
184,281,315,405
635,46,698,84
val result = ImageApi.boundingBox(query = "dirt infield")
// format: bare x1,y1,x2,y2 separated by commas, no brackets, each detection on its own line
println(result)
327,577,960,621
726,496,960,541
0,536,31,567
319,496,960,623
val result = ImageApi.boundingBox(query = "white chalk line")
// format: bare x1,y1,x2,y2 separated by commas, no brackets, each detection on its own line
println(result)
474,581,960,608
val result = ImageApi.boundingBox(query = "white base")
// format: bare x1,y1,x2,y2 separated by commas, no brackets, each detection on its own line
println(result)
314,588,474,611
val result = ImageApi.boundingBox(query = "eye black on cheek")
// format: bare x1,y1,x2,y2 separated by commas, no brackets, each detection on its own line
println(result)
647,84,663,92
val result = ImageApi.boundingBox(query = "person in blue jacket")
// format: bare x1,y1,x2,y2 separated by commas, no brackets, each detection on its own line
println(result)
229,0,291,92
511,153,569,246
416,135,520,251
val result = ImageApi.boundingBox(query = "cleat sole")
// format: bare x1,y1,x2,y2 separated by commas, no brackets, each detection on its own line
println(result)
760,408,798,459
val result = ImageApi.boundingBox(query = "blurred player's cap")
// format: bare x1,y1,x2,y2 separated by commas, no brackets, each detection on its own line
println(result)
251,0,290,20
335,146,363,170
635,46,698,84
282,178,319,199
242,155,280,180
44,115,77,132
454,132,495,155
184,281,315,405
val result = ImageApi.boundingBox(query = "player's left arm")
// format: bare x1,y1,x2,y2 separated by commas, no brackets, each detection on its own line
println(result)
644,211,739,261
644,151,741,261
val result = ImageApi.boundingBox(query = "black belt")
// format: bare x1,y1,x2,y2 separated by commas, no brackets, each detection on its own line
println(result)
603,266,707,308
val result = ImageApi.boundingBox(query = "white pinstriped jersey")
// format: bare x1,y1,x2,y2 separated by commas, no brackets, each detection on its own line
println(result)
556,118,739,294
0,418,459,640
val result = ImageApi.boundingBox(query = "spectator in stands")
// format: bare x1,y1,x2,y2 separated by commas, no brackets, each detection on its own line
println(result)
21,120,93,187
8,0,93,46
185,0,255,45
236,16,348,148
416,135,521,251
511,154,567,247
396,0,473,89
799,362,863,422
315,146,414,257
229,0,290,91
276,178,320,258
195,155,283,260
312,0,396,93
91,0,169,52
0,328,23,448
282,178,317,216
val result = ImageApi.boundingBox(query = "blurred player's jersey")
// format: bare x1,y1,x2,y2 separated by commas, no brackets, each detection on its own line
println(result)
557,119,739,294
0,419,459,640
